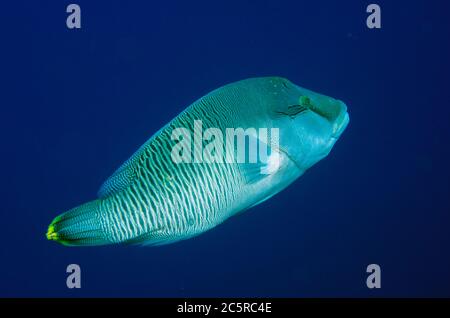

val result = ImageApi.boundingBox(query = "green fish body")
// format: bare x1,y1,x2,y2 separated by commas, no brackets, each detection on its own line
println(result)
47,77,349,246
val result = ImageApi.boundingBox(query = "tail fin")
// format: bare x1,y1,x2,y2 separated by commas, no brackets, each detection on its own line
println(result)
46,200,110,246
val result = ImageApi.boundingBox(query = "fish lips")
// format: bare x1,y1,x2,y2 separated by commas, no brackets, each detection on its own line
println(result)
331,111,350,139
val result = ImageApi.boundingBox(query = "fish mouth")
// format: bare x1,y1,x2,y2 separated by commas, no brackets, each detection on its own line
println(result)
331,111,349,138
329,100,349,139
305,96,349,139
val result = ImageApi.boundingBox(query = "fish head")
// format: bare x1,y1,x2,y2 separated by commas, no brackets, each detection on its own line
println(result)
270,78,349,171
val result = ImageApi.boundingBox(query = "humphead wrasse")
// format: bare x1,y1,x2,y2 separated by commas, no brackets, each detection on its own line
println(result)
46,77,349,246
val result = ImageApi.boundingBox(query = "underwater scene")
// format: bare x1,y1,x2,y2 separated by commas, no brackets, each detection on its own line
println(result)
1,0,450,298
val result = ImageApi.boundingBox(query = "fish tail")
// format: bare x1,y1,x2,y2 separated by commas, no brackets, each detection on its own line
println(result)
46,199,110,246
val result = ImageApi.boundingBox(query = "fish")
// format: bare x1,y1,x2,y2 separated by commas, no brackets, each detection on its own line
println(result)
46,77,349,246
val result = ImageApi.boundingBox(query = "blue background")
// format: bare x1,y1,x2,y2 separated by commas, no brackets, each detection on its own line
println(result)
1,0,449,297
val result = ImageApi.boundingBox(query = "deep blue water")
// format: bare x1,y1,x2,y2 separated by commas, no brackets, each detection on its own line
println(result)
1,0,450,297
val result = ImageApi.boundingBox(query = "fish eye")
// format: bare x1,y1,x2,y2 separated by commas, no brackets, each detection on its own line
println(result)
273,104,309,119
299,96,311,107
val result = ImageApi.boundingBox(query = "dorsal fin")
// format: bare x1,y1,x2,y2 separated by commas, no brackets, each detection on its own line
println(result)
97,119,174,198
97,139,151,198
96,80,250,198
97,159,138,198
